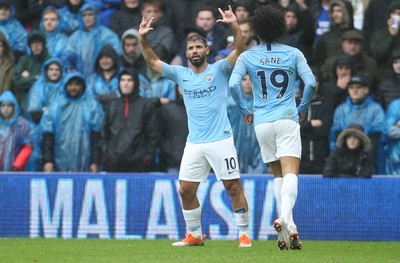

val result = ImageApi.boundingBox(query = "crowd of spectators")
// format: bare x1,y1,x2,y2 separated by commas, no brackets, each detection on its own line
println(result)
0,0,400,176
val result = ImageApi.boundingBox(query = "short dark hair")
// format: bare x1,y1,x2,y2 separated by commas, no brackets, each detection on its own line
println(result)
186,34,208,48
250,5,285,43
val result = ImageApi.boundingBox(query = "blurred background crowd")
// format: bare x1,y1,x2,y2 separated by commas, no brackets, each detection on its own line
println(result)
0,0,400,177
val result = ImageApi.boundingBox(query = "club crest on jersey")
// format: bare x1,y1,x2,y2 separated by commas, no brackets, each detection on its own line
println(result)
204,74,214,83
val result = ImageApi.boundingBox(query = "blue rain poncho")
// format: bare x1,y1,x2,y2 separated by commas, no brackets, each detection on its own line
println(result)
40,6,69,58
385,99,400,175
62,3,121,76
26,57,65,114
0,91,34,171
330,96,385,150
0,4,27,55
40,72,104,172
227,95,266,174
25,58,65,171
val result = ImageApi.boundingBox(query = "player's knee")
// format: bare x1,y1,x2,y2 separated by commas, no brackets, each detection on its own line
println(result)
178,186,196,198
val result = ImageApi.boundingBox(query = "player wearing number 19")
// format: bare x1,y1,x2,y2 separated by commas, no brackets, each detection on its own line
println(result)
229,5,316,250
139,5,251,248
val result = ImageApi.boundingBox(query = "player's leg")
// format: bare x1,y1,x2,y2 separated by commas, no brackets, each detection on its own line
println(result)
269,161,289,250
172,142,209,247
207,137,251,247
222,179,251,247
280,156,302,250
255,123,289,250
276,119,302,250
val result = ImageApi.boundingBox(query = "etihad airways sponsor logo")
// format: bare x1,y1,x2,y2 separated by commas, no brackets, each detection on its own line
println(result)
184,86,216,99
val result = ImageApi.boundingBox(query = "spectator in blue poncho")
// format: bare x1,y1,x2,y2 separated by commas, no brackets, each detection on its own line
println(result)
85,0,120,27
330,74,385,173
58,0,84,35
40,72,104,172
62,2,121,77
0,0,27,60
227,74,266,174
25,57,65,171
40,6,68,58
385,98,400,175
27,58,65,123
0,91,34,171
86,45,121,97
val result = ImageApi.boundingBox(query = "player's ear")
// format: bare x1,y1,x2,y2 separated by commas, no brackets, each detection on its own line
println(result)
205,47,211,56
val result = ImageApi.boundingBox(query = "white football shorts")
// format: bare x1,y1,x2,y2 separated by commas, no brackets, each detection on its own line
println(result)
179,136,240,182
254,119,301,163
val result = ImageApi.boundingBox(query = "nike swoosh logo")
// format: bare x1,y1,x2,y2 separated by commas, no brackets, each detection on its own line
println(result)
183,79,190,82
228,171,235,174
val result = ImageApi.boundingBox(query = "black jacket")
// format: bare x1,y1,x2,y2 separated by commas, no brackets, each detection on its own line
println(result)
101,91,159,167
300,95,334,174
156,98,188,171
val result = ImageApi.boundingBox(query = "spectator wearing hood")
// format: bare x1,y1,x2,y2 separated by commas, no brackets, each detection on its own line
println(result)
0,31,15,95
101,68,159,172
25,58,64,171
379,48,400,110
26,57,65,124
329,74,385,173
227,74,266,174
13,30,50,116
119,28,150,97
87,45,121,97
41,72,104,172
0,91,34,171
109,0,142,38
40,6,68,58
312,0,354,66
85,0,120,27
323,123,374,178
370,0,400,80
62,3,121,77
385,95,400,175
0,0,27,60
58,0,84,35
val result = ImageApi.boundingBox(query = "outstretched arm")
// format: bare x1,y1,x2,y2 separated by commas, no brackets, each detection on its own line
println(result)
139,16,164,75
217,5,246,67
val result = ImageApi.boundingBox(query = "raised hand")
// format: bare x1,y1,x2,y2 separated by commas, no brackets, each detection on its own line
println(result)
138,16,154,36
216,5,237,24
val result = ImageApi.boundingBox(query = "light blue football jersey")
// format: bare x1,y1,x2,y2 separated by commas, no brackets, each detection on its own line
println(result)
229,43,315,125
162,59,233,143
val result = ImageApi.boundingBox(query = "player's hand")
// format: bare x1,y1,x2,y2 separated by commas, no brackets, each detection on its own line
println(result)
138,16,154,36
299,113,305,122
216,5,237,24
243,112,254,125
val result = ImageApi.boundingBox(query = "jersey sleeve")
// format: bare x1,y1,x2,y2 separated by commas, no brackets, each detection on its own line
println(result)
162,63,180,83
229,55,250,117
296,49,316,116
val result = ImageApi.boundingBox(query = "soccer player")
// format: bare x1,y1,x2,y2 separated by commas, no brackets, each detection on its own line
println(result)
139,6,251,248
229,5,316,250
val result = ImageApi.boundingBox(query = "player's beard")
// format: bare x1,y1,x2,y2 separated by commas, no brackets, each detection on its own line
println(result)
189,54,206,67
